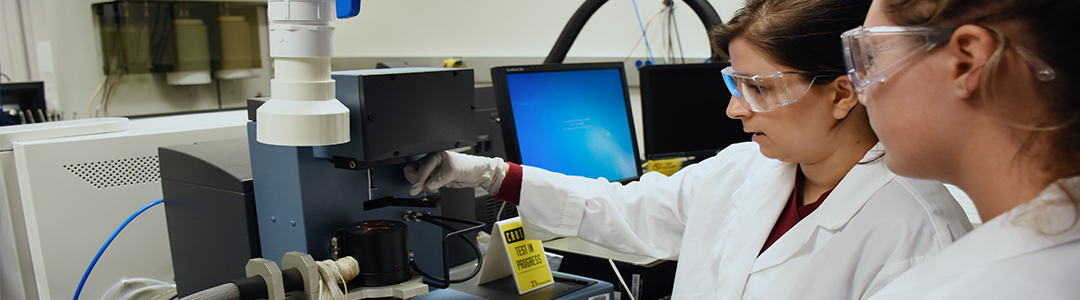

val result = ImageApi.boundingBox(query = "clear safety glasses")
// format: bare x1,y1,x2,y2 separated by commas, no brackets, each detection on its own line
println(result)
721,66,843,113
843,26,1057,94
842,26,956,93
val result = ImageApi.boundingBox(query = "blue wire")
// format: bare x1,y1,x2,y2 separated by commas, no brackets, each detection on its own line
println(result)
73,199,164,300
631,0,655,64
168,295,178,300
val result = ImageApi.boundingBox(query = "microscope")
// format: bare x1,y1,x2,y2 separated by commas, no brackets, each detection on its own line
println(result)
246,66,481,298
160,0,613,298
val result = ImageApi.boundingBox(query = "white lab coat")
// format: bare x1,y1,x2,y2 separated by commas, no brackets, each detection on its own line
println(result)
517,142,972,299
867,176,1080,299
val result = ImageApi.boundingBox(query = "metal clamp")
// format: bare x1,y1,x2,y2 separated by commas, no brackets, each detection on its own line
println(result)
282,252,319,300
245,258,285,300
403,210,423,222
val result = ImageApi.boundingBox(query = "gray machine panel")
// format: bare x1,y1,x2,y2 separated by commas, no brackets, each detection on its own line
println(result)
247,123,443,268
161,138,261,297
319,68,477,163
159,138,253,192
248,68,476,274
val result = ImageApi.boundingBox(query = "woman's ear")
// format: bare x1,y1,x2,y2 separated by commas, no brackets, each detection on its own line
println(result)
946,24,998,99
830,76,859,120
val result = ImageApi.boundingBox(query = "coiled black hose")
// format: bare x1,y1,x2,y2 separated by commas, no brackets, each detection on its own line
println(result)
408,213,486,288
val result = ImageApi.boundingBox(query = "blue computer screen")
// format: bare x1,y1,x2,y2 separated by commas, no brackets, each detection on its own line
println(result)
505,68,638,181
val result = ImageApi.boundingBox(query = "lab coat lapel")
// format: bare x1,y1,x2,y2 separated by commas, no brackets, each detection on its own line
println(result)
751,144,894,273
885,177,1080,284
715,159,796,298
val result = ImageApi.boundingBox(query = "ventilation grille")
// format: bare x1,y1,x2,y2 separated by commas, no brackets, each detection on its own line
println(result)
63,156,161,189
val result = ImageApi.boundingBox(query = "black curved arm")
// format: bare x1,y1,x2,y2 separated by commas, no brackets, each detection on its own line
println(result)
543,0,724,64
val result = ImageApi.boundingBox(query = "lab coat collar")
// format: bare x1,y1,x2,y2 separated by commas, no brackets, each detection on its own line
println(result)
955,177,1080,266
719,153,798,297
816,143,890,230
874,176,1080,286
752,143,893,273
728,153,798,231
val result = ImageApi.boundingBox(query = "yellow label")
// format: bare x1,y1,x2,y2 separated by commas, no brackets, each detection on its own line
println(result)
646,158,683,176
500,221,553,293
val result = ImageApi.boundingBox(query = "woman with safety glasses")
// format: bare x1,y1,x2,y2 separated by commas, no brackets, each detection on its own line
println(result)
845,0,1080,299
403,0,972,298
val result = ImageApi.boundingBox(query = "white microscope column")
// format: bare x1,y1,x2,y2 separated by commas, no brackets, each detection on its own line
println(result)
257,0,350,146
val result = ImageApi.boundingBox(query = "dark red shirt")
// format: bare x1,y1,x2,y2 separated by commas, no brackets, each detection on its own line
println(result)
759,170,831,255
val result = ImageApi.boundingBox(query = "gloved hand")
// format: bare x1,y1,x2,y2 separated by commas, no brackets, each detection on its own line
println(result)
403,151,507,196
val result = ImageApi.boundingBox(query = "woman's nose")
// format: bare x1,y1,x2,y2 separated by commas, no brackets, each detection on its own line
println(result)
726,95,752,119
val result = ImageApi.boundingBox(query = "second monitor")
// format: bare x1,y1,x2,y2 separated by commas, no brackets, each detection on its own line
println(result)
639,63,750,161
490,62,642,182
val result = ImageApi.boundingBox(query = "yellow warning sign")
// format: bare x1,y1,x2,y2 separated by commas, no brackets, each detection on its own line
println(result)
503,223,552,292
476,217,554,294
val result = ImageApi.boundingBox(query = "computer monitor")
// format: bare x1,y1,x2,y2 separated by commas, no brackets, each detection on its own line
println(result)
639,63,750,161
491,62,642,182
1,81,47,125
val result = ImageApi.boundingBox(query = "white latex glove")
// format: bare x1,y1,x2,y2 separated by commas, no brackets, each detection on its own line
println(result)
403,151,507,196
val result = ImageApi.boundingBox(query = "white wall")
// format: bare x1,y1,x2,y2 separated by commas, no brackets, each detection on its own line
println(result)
0,0,34,83
331,0,741,59
5,0,742,116
23,0,106,115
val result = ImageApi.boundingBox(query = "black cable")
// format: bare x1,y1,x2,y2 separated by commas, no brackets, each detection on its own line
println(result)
544,0,607,64
544,0,724,64
230,276,268,300
280,268,305,294
407,214,485,288
414,216,483,283
151,3,172,66
423,214,482,225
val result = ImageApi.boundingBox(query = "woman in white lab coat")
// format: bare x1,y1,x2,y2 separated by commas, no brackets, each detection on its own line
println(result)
405,0,972,299
847,0,1080,299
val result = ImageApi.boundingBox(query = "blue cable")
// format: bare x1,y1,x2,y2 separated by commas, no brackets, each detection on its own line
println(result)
73,199,164,300
631,0,655,64
168,295,178,300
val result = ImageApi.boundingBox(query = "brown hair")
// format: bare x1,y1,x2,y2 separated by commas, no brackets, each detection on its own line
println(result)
883,0,1080,178
884,0,1080,232
709,0,872,78
708,0,875,136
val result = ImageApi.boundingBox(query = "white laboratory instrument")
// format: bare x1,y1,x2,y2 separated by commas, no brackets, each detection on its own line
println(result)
0,111,249,300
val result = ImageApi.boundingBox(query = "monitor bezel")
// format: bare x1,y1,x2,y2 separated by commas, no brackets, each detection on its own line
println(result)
490,62,643,181
638,62,748,160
